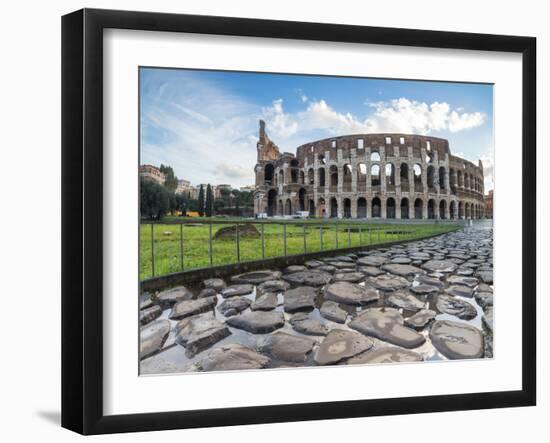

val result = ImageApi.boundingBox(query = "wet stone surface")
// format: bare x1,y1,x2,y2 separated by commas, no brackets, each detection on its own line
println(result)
140,224,494,374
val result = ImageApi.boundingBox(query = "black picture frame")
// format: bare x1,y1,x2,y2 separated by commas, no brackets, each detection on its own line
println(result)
61,8,537,435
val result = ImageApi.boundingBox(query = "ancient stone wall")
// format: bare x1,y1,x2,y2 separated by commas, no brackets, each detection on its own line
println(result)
254,122,485,220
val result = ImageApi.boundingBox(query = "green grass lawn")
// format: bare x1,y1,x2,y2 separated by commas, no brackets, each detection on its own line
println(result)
139,218,460,281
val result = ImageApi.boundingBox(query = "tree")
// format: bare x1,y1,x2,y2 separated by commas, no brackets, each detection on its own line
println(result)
140,177,170,220
159,164,178,193
205,184,214,217
197,184,205,216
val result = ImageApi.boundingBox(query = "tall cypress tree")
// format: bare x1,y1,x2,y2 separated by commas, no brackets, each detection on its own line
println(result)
205,184,213,217
198,184,205,216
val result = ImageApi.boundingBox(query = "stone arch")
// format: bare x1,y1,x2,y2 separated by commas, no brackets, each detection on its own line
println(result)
386,197,396,219
299,170,305,184
307,168,314,185
329,165,338,189
357,197,367,218
413,164,422,190
264,163,274,184
357,163,367,192
439,200,447,219
427,199,436,219
457,170,463,187
385,163,395,186
318,167,326,187
290,160,299,183
278,199,283,216
465,202,470,218
371,151,381,162
400,198,409,219
330,197,338,218
400,163,409,189
414,198,423,219
308,199,315,217
285,199,292,216
343,198,351,218
458,201,464,219
318,197,326,218
278,169,284,186
267,189,277,216
427,165,436,189
372,197,381,218
371,164,380,186
439,166,446,190
298,188,307,211
449,200,457,219
343,163,352,192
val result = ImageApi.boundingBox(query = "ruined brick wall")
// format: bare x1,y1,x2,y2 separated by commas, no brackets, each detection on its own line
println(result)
253,122,486,220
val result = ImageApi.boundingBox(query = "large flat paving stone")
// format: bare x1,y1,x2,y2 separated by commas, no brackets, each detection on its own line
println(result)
140,305,162,326
257,331,317,363
349,308,426,349
430,320,484,359
221,284,254,298
283,286,317,313
140,320,171,360
282,270,332,286
324,281,379,306
156,286,195,309
250,292,279,311
368,274,411,291
357,255,388,267
381,263,424,277
226,311,285,334
387,291,426,311
217,296,251,317
198,344,270,371
436,294,477,320
314,329,373,365
290,313,330,336
320,300,348,323
175,312,231,357
231,270,282,285
168,296,217,320
421,260,458,273
404,309,437,329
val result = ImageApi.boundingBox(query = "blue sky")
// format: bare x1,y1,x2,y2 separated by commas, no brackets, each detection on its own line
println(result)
140,68,494,190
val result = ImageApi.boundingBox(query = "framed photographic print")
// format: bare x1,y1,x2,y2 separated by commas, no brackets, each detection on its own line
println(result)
61,8,536,435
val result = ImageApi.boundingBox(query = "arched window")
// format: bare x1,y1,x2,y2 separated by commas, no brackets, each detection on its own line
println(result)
439,167,446,190
413,164,422,184
298,188,307,212
267,189,277,216
278,169,284,186
414,198,423,219
371,151,381,162
357,197,367,218
385,163,395,186
371,164,380,186
427,199,436,219
264,163,274,184
318,167,325,187
285,199,292,216
400,163,409,182
330,198,338,218
400,198,409,219
427,166,435,189
386,198,396,219
357,163,367,192
307,168,314,185
343,198,351,218
372,197,381,218
439,200,447,219
343,164,352,192
329,165,338,189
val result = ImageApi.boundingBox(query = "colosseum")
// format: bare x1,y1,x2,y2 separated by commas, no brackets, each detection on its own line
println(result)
253,120,485,219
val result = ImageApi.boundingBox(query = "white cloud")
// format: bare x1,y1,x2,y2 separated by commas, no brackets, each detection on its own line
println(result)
261,97,486,144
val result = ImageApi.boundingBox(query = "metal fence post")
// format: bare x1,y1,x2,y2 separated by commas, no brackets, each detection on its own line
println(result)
283,223,287,256
150,223,155,277
335,221,338,249
236,223,240,262
209,222,213,266
179,223,184,271
303,224,307,253
261,223,265,259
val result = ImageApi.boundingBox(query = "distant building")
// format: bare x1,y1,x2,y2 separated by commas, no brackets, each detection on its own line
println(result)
240,185,255,193
175,179,192,196
139,164,165,185
484,190,493,218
